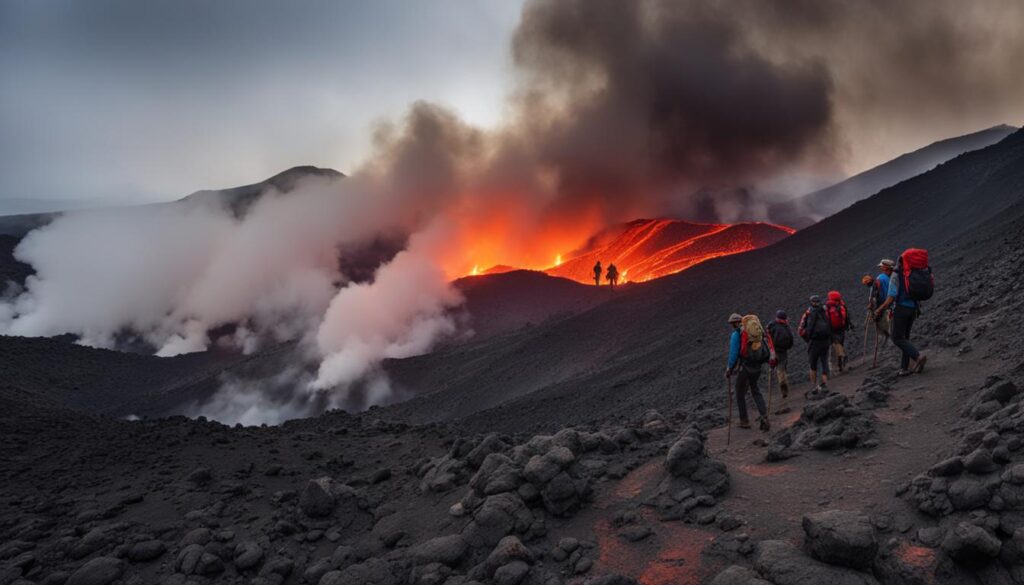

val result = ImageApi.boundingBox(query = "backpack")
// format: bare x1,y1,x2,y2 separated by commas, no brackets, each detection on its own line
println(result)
769,321,794,350
826,292,848,330
804,306,831,340
899,248,934,301
739,315,772,366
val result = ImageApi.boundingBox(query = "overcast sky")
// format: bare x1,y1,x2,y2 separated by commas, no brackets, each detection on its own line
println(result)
0,0,523,203
1,0,1022,205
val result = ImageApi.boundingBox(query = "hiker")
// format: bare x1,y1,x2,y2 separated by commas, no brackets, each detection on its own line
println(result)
766,309,794,398
725,313,777,431
798,295,831,390
593,261,602,287
871,259,895,342
825,291,852,372
876,249,933,376
606,263,619,289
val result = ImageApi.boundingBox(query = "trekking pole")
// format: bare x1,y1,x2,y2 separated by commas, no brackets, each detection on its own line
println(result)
767,366,774,417
872,321,880,369
726,374,733,447
862,286,873,359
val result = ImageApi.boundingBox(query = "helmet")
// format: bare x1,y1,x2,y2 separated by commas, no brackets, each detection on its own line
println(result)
776,309,787,320
809,295,821,305
827,291,842,302
728,313,743,324
879,259,895,268
861,274,874,286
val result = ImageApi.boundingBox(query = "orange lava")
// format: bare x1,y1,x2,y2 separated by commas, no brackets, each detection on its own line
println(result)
738,463,795,478
893,541,937,584
462,218,794,284
896,542,937,569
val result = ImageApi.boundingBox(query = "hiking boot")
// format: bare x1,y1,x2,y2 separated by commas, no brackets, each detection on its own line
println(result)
758,416,771,432
914,355,928,374
780,382,789,398
738,421,752,429
896,369,913,377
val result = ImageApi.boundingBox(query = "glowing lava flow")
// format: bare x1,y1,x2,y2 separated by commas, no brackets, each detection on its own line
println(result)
546,219,794,284
459,218,794,284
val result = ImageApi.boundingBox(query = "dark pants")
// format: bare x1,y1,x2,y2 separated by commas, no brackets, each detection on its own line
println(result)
892,305,920,369
735,367,768,423
776,349,789,386
808,339,830,376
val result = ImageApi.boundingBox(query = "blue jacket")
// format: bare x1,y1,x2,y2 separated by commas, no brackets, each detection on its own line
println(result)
887,271,918,309
875,272,890,306
727,328,741,369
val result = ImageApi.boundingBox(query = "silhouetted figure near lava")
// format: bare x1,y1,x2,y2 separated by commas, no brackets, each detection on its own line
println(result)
606,263,619,289
593,261,602,286
799,295,832,390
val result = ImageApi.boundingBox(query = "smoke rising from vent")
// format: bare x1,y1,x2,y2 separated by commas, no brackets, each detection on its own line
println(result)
3,0,1022,423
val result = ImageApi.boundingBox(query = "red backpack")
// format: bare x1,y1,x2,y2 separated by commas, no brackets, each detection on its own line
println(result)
899,248,934,301
825,291,847,330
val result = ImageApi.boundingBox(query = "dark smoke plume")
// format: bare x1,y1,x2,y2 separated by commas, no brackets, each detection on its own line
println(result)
508,0,835,221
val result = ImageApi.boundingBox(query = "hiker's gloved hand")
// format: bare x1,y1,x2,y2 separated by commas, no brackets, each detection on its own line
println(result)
769,358,778,367
724,367,732,379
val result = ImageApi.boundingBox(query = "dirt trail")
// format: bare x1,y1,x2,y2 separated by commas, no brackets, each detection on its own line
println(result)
705,348,971,541
576,345,986,584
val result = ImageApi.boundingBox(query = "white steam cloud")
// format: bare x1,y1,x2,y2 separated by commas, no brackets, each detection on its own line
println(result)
312,222,463,392
0,171,467,420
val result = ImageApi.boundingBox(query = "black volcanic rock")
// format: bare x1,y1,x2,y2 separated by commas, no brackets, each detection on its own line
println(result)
802,510,878,570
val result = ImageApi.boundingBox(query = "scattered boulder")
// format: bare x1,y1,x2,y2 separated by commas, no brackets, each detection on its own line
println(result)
766,391,876,461
300,477,337,517
66,557,124,585
412,535,468,567
419,455,468,494
462,493,532,548
941,522,1000,565
666,436,704,478
187,467,212,485
754,540,880,585
127,540,165,562
709,565,773,585
802,510,878,570
963,448,998,474
928,457,964,477
234,540,263,570
493,560,530,585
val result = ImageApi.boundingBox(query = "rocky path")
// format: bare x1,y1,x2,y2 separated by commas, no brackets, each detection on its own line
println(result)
557,343,993,585
705,347,968,544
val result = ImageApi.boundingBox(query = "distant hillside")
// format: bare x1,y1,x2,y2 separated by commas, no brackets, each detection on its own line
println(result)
179,165,343,217
0,165,344,238
770,124,1018,228
0,198,101,217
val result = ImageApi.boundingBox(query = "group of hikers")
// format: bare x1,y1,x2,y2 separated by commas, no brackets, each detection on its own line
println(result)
725,248,934,433
592,261,620,289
